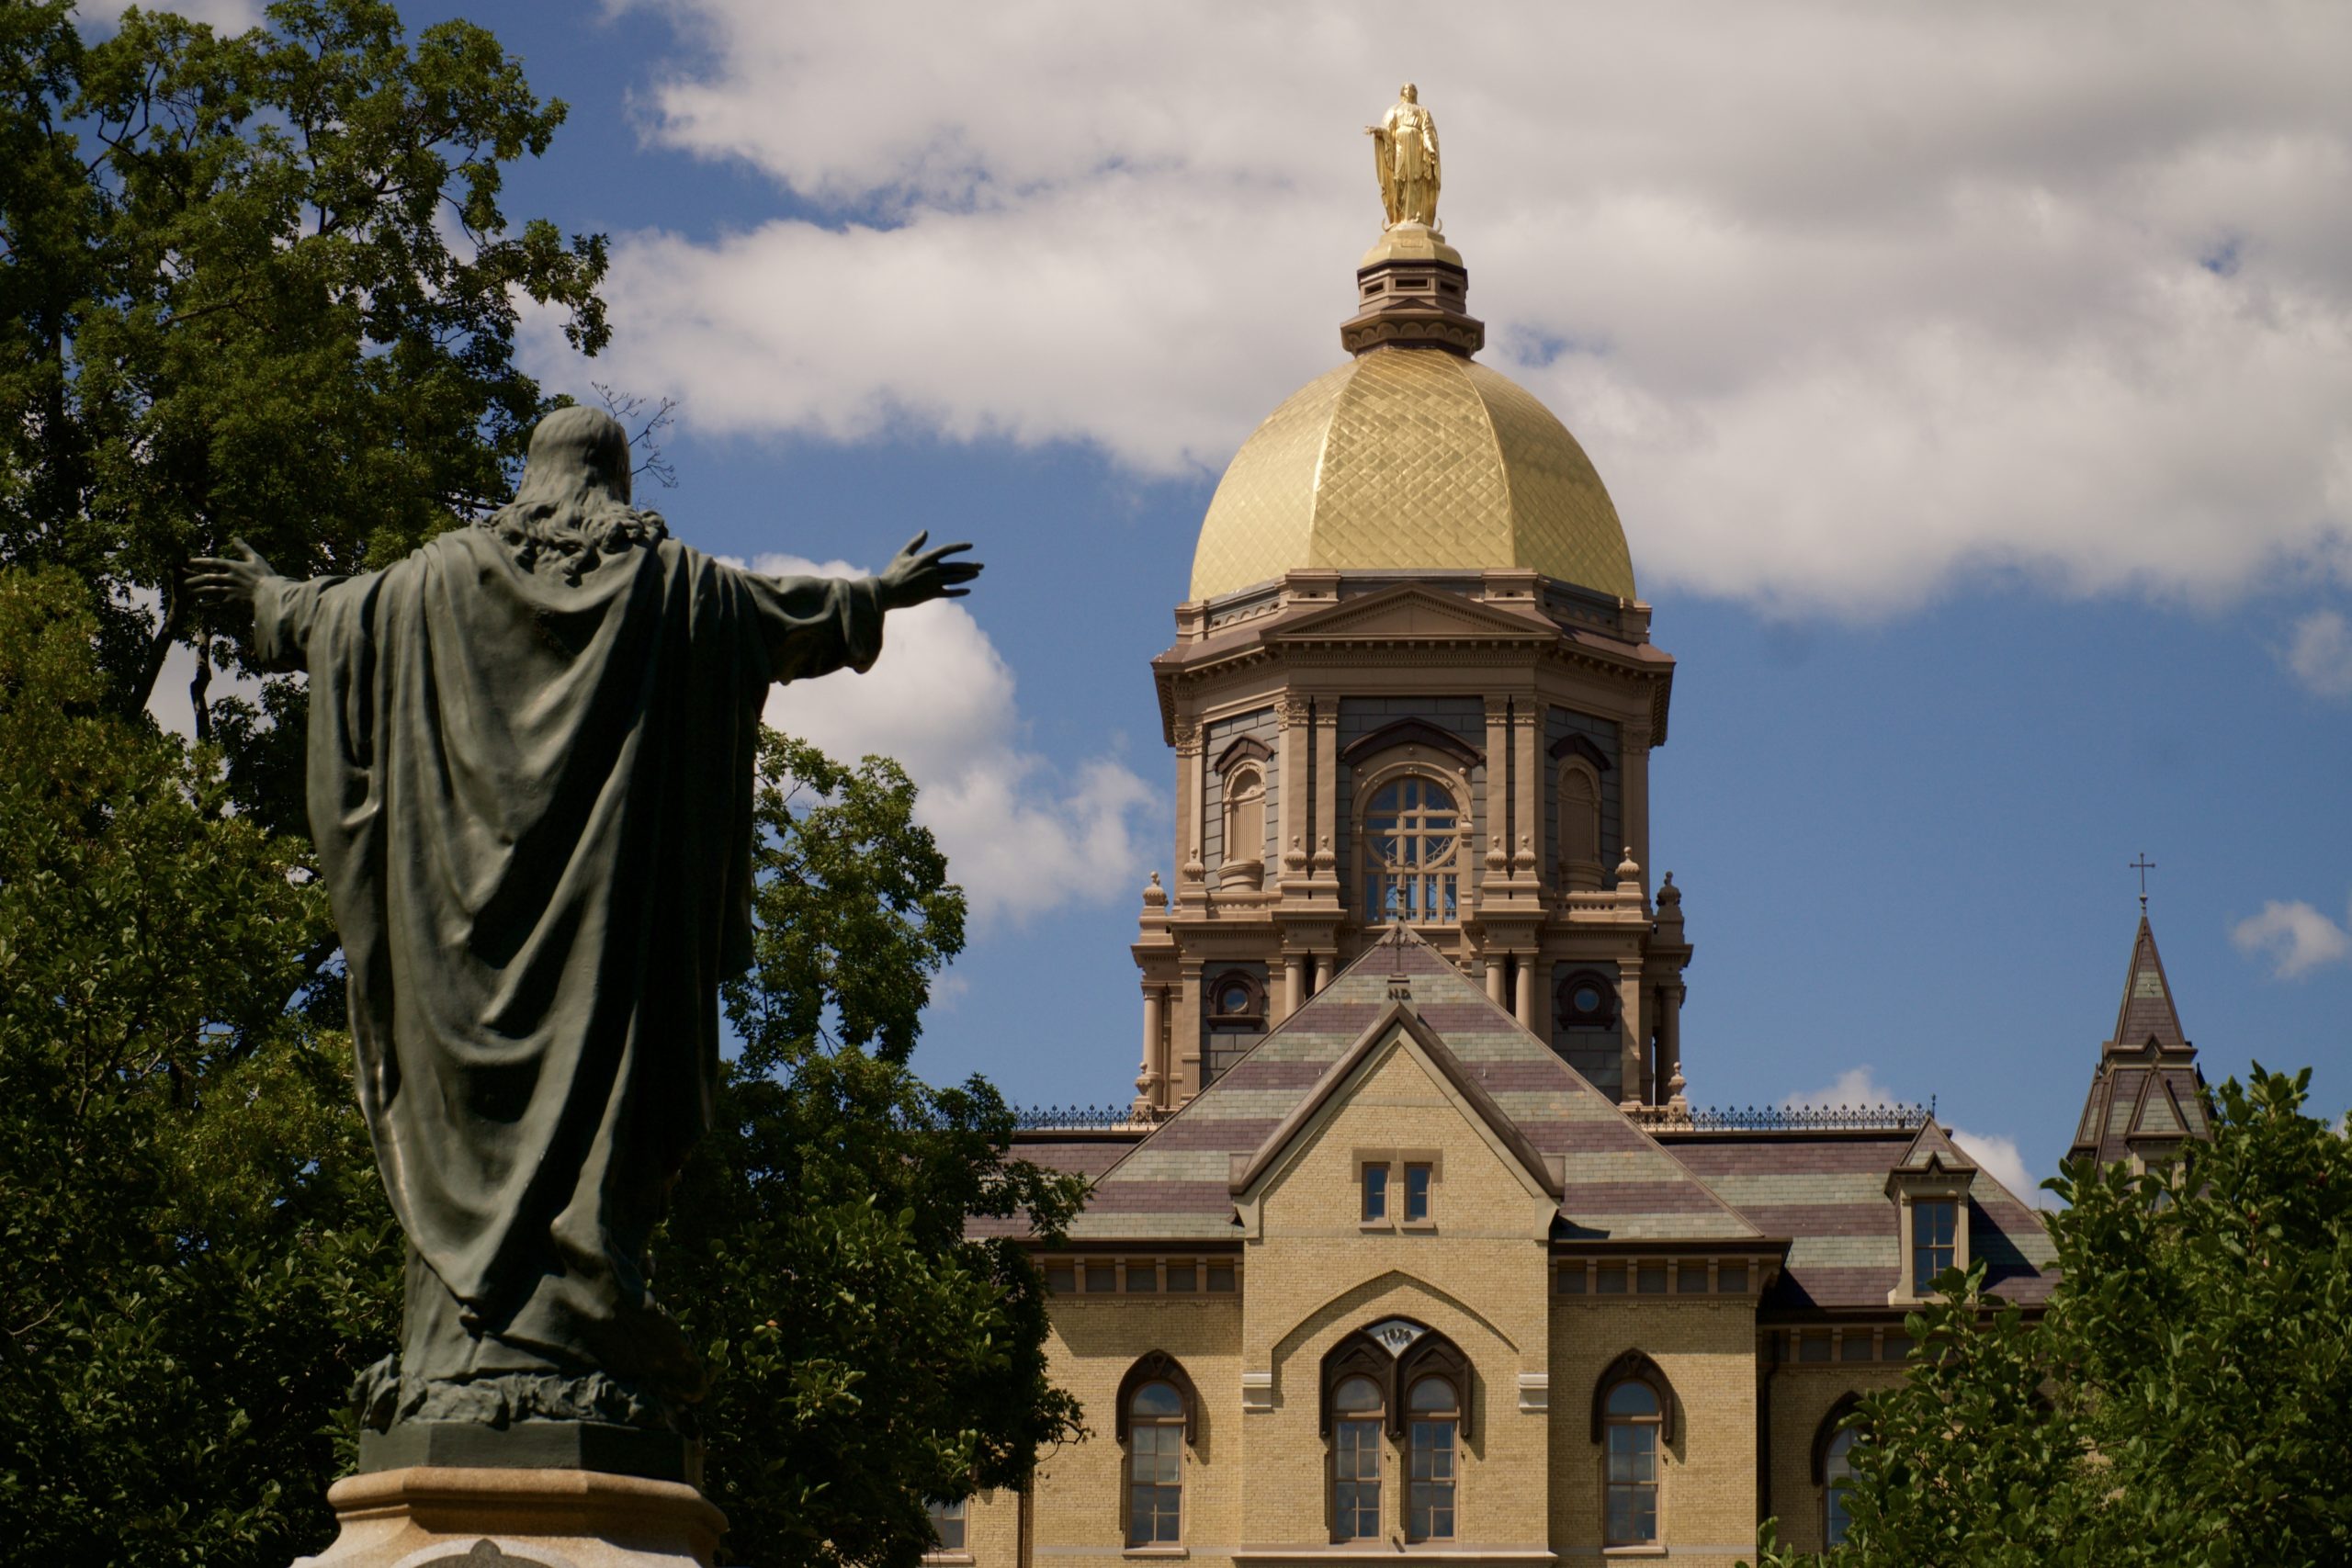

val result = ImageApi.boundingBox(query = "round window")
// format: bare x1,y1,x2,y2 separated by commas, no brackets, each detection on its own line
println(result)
1217,981,1254,1015
1573,984,1604,1014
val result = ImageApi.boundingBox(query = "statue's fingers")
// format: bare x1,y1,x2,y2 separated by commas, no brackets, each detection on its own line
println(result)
922,539,975,561
901,529,930,557
941,587,970,598
937,559,984,579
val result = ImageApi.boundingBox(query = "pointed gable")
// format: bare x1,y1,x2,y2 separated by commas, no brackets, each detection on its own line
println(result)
2109,915,2189,1052
1890,1119,1978,1180
1067,928,1758,1242
2069,914,2208,1168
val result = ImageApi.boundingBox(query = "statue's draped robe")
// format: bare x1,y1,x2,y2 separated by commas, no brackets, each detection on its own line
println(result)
257,528,881,1412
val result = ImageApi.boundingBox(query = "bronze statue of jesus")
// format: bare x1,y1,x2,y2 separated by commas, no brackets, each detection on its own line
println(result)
192,406,977,1473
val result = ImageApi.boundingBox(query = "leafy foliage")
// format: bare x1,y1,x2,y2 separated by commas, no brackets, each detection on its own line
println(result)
1749,1067,2352,1568
0,569,399,1567
0,0,605,762
673,732,1087,1568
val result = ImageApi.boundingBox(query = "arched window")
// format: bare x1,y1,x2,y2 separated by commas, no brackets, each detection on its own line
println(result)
1222,762,1266,871
1602,1381,1660,1546
1116,1353,1200,1547
1558,762,1602,885
1127,1380,1184,1546
1823,1427,1857,1546
1406,1374,1459,1542
1331,1374,1384,1541
1363,774,1462,924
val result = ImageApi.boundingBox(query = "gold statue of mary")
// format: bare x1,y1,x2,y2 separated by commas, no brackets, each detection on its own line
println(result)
1366,83,1442,229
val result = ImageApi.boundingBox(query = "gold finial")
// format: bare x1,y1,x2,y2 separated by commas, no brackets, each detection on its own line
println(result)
1365,82,1442,231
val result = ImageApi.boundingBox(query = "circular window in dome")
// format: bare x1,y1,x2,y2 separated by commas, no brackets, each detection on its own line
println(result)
1557,972,1615,1030
1210,970,1263,1023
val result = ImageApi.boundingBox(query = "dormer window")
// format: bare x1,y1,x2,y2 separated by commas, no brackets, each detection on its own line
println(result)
1911,1199,1958,1293
1885,1127,1976,1304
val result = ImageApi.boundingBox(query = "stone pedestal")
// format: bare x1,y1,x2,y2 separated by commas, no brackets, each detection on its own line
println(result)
295,1465,726,1568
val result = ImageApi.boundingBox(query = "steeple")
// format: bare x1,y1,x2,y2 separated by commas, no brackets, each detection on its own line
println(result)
2067,914,2209,1169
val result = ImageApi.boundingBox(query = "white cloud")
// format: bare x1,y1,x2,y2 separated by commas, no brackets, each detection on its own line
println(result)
1948,1128,2041,1208
530,1,2352,616
2282,610,2352,697
1782,1065,1904,1111
2232,897,2352,978
79,0,263,32
752,554,1158,930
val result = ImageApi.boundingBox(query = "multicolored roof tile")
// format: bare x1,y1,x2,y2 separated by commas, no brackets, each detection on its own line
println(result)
2069,915,2209,1167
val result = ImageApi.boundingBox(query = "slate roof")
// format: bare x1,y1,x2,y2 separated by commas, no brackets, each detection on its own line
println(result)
2068,915,2210,1167
1668,1130,2060,1311
1062,927,1758,1243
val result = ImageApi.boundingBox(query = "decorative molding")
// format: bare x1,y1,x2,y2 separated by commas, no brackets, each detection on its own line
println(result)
1240,1371,1275,1414
1215,735,1272,773
1589,1349,1679,1445
1340,717,1484,769
1172,721,1204,757
1515,1372,1549,1415
1115,1350,1204,1447
1546,730,1613,771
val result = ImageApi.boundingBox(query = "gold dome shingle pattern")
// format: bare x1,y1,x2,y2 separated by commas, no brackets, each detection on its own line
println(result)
1189,346,1636,603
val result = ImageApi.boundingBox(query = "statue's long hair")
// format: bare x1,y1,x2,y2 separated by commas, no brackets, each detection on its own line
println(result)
479,405,668,581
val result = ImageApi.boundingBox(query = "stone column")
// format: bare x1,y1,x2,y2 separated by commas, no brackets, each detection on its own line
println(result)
1482,696,1511,897
1282,955,1307,1021
1622,718,1653,893
1174,720,1207,906
1513,956,1536,1031
1617,957,1649,1106
1134,987,1167,1115
1312,704,1341,874
1175,961,1204,1103
1512,699,1541,888
1277,697,1311,897
1485,958,1507,1006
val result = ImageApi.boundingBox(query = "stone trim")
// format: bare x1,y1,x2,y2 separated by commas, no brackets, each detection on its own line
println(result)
1587,1350,1679,1445
1116,1350,1204,1447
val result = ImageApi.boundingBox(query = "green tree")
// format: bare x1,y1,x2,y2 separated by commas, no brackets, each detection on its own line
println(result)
0,0,605,773
0,568,400,1567
667,733,1088,1568
1748,1067,2352,1568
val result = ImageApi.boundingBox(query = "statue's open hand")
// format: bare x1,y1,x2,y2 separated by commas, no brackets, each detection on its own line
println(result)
187,538,282,609
876,531,982,611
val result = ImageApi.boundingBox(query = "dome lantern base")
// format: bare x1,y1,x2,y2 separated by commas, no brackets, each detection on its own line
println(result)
1340,221,1485,356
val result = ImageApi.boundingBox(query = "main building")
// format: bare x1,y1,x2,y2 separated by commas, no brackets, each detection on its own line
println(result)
946,131,2205,1567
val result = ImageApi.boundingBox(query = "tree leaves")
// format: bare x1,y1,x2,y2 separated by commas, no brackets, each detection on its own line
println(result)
1749,1068,2352,1568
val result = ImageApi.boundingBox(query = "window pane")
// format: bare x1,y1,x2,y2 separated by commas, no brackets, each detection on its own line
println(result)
1334,1417,1382,1540
1205,1262,1236,1292
1558,1264,1587,1293
1677,1261,1709,1293
1085,1262,1116,1292
1636,1263,1668,1293
1125,1261,1158,1292
1719,1261,1748,1292
1799,1332,1831,1363
1605,1381,1658,1416
1405,1163,1432,1221
1408,1375,1456,1412
1363,1164,1388,1221
1131,1380,1184,1418
1334,1375,1382,1414
1045,1262,1075,1293
927,1498,967,1552
1166,1261,1196,1292
1597,1264,1627,1293
1841,1334,1872,1362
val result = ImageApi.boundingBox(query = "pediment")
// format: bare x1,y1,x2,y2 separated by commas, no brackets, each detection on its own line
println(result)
1267,583,1558,645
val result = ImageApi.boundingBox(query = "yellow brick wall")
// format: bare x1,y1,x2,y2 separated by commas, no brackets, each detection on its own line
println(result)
1762,1362,1905,1554
1238,1044,1558,1551
1025,1293,1245,1568
1547,1296,1758,1564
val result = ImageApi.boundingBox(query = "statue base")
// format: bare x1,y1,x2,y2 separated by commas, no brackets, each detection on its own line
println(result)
360,1420,700,1487
292,1465,726,1568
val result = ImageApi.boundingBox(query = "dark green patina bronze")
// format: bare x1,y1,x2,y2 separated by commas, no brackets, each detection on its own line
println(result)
192,408,978,1478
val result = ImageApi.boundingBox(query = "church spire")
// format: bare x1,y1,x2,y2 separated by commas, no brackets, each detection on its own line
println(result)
2067,912,2208,1169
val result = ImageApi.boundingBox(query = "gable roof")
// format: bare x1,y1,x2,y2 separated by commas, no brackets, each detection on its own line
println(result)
1227,999,1563,1201
1064,927,1759,1242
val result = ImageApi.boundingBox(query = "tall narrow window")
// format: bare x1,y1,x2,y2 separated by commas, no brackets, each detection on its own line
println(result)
1912,1201,1958,1293
925,1498,967,1554
1823,1427,1857,1546
1126,1380,1185,1546
1558,763,1602,886
1331,1374,1384,1540
1602,1381,1661,1546
1222,763,1266,870
1404,1162,1433,1223
1362,1162,1389,1223
1363,775,1461,924
1407,1375,1459,1541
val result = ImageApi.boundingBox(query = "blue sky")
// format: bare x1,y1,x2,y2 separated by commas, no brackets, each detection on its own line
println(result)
130,1,2352,1195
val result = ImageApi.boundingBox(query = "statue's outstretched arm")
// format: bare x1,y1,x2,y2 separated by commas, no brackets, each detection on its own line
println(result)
874,530,982,610
188,537,334,671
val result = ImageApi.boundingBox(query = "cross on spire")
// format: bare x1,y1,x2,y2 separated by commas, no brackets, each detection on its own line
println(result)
2131,852,2156,912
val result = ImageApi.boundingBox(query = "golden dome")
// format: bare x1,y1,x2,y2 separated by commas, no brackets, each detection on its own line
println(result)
1189,344,1636,604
